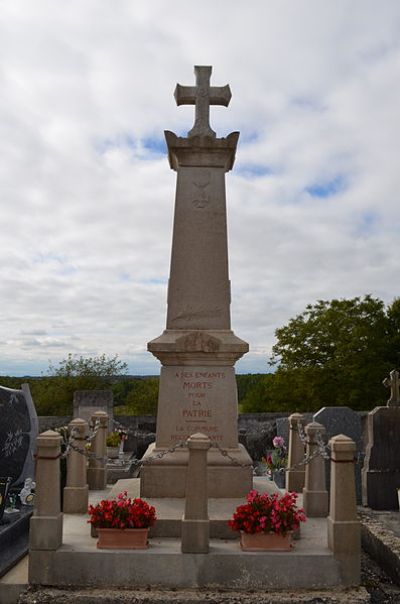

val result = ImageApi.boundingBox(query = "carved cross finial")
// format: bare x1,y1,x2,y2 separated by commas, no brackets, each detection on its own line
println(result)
383,369,400,407
174,65,231,138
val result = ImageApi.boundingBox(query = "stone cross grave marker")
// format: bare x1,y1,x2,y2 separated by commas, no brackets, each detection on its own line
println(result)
141,66,252,498
174,65,231,138
382,369,400,407
0,384,38,487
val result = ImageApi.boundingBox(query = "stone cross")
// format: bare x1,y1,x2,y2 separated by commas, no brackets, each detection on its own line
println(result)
383,369,400,407
174,65,231,138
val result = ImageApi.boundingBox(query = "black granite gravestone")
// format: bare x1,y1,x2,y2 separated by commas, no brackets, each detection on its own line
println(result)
0,384,38,486
362,406,400,510
0,477,12,523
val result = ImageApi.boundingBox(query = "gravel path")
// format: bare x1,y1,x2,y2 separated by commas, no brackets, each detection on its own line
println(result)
362,551,400,603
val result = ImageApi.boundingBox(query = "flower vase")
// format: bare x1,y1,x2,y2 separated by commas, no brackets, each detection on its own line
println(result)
107,446,119,459
272,470,285,489
97,527,149,549
240,530,292,551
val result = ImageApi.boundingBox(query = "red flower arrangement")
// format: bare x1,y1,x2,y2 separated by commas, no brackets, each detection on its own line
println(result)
88,491,156,530
228,490,306,536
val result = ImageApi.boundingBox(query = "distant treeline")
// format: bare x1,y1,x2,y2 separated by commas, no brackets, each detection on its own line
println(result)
0,373,272,416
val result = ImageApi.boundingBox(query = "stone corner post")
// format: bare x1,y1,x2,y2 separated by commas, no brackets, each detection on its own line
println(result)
327,434,360,586
87,411,108,490
286,413,306,492
29,430,63,551
63,417,89,513
181,433,211,554
302,421,329,517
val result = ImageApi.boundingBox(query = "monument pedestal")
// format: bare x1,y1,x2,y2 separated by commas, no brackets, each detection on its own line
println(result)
140,443,252,498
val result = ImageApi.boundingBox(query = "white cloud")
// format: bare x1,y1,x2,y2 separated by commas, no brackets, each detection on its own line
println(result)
1,1,400,377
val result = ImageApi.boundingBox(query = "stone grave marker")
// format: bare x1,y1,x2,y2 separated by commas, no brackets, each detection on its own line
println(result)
313,406,362,504
73,390,113,431
141,66,252,498
383,369,400,407
0,384,38,487
362,404,400,509
276,413,313,449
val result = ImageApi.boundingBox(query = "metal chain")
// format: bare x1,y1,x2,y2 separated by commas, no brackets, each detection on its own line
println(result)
211,441,254,469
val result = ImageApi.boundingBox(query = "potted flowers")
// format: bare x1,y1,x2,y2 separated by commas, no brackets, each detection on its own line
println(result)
106,431,122,459
228,489,306,551
262,436,287,488
88,491,156,549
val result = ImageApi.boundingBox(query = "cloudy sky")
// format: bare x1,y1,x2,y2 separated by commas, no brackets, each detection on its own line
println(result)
1,1,400,377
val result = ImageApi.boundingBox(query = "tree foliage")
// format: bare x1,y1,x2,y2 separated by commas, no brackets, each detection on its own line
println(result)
114,377,159,416
268,295,399,411
30,354,128,415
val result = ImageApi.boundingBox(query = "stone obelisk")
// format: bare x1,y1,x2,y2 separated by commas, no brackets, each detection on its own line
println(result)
140,66,253,498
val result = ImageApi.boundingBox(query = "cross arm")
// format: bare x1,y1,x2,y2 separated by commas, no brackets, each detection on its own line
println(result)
174,85,197,106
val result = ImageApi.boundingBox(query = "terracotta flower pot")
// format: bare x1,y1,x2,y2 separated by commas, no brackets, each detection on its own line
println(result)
240,530,292,551
97,527,149,549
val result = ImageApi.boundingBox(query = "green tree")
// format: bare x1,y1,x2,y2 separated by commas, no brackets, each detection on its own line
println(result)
31,354,128,415
269,295,398,410
115,377,159,415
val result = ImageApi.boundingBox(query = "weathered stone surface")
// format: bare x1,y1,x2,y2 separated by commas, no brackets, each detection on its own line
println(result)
73,390,113,431
314,406,363,504
276,413,313,450
382,369,400,407
0,384,38,486
362,406,400,509
143,67,252,497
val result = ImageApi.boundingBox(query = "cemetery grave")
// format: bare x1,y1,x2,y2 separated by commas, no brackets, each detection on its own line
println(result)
0,385,37,583
3,66,400,603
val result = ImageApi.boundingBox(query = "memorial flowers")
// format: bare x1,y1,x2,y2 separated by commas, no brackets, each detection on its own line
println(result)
228,490,306,537
262,436,287,474
106,431,123,447
88,491,156,530
88,491,156,549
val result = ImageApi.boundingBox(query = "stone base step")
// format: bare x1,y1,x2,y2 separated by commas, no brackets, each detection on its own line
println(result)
29,532,343,591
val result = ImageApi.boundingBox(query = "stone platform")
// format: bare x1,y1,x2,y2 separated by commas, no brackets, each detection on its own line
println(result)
27,482,356,591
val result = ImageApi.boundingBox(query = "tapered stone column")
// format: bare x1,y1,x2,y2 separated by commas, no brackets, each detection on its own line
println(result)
181,433,211,553
29,430,63,551
63,418,89,513
302,422,328,517
286,413,306,492
87,411,108,490
141,66,252,498
327,434,360,585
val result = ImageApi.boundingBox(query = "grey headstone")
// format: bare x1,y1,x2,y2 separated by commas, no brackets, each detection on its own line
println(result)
276,413,313,451
0,383,38,487
313,406,362,504
362,406,400,510
73,390,113,431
